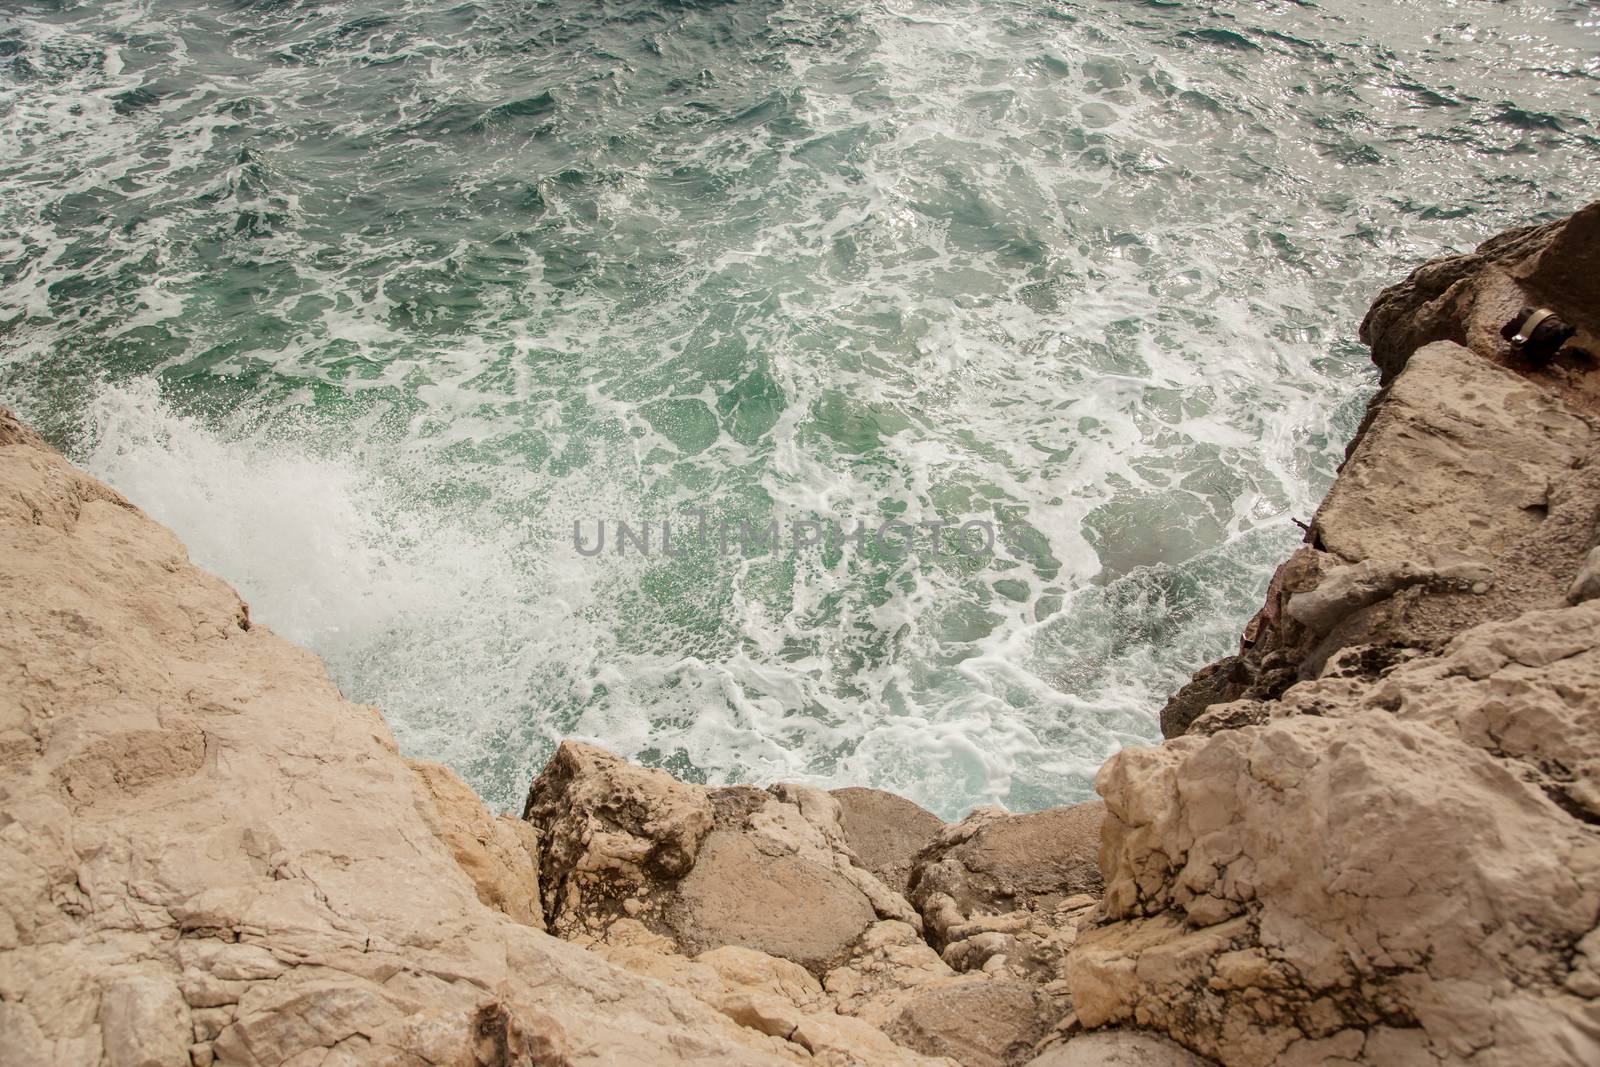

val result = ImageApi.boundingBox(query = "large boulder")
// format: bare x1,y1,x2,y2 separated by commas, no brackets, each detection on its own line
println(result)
521,740,714,936
522,751,921,974
1069,603,1600,1066
882,977,1057,1067
833,786,945,895
663,831,878,973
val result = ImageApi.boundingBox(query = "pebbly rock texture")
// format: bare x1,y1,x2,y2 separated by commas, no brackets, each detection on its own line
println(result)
0,407,807,1067
907,802,1104,994
1095,201,1600,1066
521,739,714,937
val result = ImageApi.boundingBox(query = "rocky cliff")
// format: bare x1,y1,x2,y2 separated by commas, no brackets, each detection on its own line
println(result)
2,202,1597,1067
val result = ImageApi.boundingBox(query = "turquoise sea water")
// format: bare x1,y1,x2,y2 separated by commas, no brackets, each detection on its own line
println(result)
3,0,1598,817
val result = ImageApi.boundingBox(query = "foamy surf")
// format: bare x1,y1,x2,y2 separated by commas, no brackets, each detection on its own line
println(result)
4,0,1598,817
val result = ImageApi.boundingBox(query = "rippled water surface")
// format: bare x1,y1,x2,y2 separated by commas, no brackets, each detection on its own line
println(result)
3,0,1598,815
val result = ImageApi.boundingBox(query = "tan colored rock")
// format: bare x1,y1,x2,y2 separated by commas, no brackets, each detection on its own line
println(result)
1569,544,1600,603
523,750,921,974
1283,557,1493,634
1072,606,1600,1065
521,739,714,938
99,974,191,1067
1310,341,1592,571
663,830,877,973
793,1012,962,1067
1025,1031,1215,1067
697,944,830,1014
1369,599,1600,819
833,787,945,894
882,976,1058,1067
0,409,798,1066
823,920,962,1025
910,803,1103,954
592,921,960,1067
408,758,544,929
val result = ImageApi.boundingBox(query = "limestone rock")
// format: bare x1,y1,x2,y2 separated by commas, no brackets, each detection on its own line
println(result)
1025,1031,1216,1067
408,758,544,929
523,750,921,974
99,975,191,1067
663,830,878,973
0,409,798,1067
1569,544,1600,603
1158,656,1251,739
1283,558,1493,634
910,803,1104,953
521,739,714,936
1310,342,1592,571
1072,604,1600,1065
592,923,960,1067
832,786,945,895
882,976,1058,1067
1361,200,1600,395
793,1012,963,1067
823,920,963,1026
903,801,1105,999
1119,208,1600,1061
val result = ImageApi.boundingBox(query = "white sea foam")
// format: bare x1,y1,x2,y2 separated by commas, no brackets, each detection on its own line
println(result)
4,0,1599,817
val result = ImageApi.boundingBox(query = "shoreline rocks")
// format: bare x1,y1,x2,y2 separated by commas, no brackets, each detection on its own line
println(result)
4,200,1598,1066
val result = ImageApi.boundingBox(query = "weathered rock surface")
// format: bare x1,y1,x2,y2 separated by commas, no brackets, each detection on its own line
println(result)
910,804,1104,951
522,749,924,976
0,412,802,1066
822,920,963,1025
520,745,1096,1064
521,739,714,937
1024,1031,1215,1067
589,926,959,1067
881,977,1056,1067
1361,200,1599,401
1075,609,1600,1065
832,787,945,895
408,759,545,930
1162,337,1599,736
907,802,1103,994
666,831,879,972
1103,202,1600,1066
